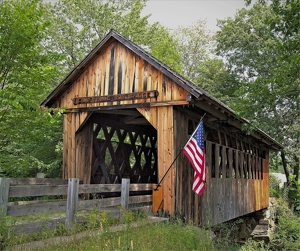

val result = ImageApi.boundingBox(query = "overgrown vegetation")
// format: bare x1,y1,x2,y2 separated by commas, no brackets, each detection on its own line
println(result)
269,173,283,198
0,208,144,249
2,197,300,251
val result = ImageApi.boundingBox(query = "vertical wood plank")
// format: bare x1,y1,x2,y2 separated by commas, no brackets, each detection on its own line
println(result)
70,113,76,178
157,106,174,215
213,144,220,224
221,146,226,221
204,141,213,227
94,57,100,96
137,57,144,93
174,110,182,216
114,44,119,97
120,46,127,98
0,178,9,216
66,113,75,179
63,115,68,179
146,64,152,91
66,178,79,228
232,176,237,219
100,53,105,97
104,46,111,106
152,184,164,213
228,148,233,178
156,72,163,102
121,178,130,209
108,44,115,96
76,117,93,186
263,151,270,208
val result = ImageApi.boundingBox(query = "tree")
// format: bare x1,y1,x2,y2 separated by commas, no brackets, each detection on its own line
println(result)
172,20,214,83
0,0,63,177
172,20,239,106
44,0,182,74
193,58,241,106
216,2,300,182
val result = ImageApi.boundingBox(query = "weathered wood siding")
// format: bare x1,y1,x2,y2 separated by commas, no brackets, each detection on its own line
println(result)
174,109,270,226
59,41,189,202
52,41,189,109
138,106,175,215
63,112,93,183
200,141,269,226
43,31,279,226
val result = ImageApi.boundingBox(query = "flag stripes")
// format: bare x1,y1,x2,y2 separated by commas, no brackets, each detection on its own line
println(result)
183,121,206,196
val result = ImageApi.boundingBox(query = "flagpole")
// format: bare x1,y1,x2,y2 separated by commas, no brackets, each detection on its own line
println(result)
154,113,206,191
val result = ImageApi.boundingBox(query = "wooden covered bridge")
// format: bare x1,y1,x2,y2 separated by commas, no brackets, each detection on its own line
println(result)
42,30,282,226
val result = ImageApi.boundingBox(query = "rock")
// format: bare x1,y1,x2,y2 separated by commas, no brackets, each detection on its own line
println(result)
259,219,269,225
251,224,270,242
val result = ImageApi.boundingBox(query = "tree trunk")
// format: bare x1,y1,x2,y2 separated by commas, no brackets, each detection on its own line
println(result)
281,150,289,183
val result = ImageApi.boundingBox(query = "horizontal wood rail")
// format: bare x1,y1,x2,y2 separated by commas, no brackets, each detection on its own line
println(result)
0,177,154,235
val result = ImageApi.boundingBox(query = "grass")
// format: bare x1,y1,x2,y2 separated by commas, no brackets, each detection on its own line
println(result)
3,216,242,251
29,220,216,251
4,200,300,251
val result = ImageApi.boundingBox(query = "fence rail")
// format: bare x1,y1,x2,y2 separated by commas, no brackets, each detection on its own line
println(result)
0,177,153,235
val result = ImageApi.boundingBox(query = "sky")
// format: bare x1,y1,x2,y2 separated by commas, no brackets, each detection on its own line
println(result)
142,0,247,31
44,0,247,32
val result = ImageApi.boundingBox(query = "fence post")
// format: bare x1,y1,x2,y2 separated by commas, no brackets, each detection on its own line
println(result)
121,178,130,210
36,173,45,200
65,178,79,229
0,178,9,216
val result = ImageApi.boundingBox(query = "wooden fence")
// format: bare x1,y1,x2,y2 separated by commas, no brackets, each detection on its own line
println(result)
0,178,153,235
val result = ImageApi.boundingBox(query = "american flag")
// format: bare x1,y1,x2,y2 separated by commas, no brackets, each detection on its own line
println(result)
183,121,206,196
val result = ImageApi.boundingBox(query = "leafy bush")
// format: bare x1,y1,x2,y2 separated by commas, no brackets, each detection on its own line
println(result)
269,173,282,198
271,201,300,250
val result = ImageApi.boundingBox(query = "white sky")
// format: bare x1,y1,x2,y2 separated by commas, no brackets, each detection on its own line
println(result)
142,0,247,31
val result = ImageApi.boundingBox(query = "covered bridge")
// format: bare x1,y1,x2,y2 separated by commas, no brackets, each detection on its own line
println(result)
42,30,283,226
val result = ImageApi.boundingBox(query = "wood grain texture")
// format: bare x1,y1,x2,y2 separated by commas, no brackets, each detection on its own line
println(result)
173,107,270,226
54,42,188,110
49,35,274,227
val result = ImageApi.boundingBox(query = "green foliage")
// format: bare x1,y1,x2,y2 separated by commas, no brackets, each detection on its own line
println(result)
118,206,134,226
216,1,300,180
44,0,181,74
172,20,214,82
0,214,16,248
32,220,215,251
195,58,241,106
212,219,243,250
0,0,63,178
269,173,282,198
272,201,300,250
240,239,267,251
172,20,239,107
81,209,114,231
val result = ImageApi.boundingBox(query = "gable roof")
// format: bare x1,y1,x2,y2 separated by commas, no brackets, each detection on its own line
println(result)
41,29,202,108
41,30,283,150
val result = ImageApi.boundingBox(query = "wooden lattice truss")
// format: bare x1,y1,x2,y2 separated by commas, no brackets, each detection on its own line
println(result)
90,110,157,184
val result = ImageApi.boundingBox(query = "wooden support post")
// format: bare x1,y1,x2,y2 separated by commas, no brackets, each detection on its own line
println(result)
121,178,130,210
36,173,45,178
0,178,10,216
36,173,45,200
152,184,164,213
66,178,79,228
